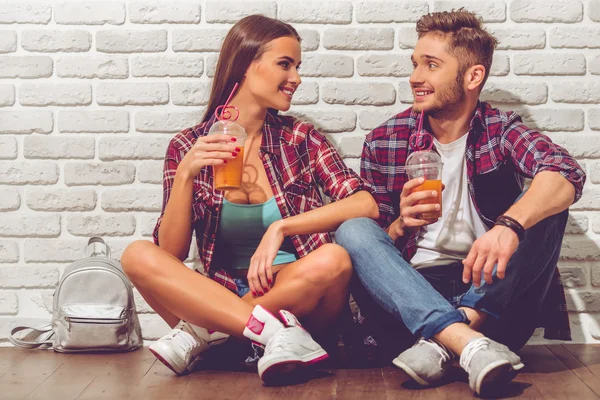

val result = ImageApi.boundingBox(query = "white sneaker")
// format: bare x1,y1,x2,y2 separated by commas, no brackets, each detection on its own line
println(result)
257,310,328,385
242,305,287,346
149,321,229,375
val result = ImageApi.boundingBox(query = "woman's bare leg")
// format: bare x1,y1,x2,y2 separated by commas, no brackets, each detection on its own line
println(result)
121,240,253,337
242,243,352,333
135,287,180,328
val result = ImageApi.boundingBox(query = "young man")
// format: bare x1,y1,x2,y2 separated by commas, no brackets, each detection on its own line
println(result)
335,9,586,396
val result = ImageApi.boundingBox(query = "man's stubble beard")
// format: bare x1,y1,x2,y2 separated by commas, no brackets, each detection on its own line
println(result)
414,72,466,120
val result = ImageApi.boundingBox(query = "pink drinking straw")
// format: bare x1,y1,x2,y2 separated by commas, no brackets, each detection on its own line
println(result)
409,110,434,151
214,82,240,121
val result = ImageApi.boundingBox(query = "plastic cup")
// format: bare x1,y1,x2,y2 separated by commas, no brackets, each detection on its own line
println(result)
208,120,247,191
405,150,443,219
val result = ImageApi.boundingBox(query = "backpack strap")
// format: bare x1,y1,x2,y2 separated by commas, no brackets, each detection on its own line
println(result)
9,324,55,349
86,237,111,258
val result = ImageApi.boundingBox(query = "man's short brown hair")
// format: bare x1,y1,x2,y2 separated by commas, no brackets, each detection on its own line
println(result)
416,8,498,89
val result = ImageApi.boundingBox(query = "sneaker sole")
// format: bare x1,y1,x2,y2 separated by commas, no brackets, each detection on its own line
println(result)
392,358,432,386
513,362,525,370
475,359,514,395
148,344,187,376
505,361,525,383
259,349,328,385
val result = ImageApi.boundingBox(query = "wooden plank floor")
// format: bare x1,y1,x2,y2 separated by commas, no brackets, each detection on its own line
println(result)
1,345,600,399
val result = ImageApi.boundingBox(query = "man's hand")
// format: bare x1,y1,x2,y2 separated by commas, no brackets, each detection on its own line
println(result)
462,225,519,287
387,177,441,241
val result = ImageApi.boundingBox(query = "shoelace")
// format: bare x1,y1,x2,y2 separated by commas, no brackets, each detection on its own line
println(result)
459,337,490,373
420,338,452,364
265,326,292,352
168,329,199,353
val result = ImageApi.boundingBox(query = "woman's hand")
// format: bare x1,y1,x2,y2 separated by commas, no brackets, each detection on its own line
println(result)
247,221,285,296
177,134,240,179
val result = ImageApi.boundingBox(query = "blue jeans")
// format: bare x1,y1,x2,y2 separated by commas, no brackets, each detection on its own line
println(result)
335,209,568,351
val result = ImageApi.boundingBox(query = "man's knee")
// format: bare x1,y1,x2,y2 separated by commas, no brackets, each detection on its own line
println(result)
519,209,568,250
335,217,381,251
548,208,569,230
533,208,569,233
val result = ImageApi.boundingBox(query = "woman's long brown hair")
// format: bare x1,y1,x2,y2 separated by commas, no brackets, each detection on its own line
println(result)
202,15,301,122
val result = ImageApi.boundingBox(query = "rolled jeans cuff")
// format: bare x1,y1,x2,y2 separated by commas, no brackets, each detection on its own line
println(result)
459,294,501,320
421,309,468,340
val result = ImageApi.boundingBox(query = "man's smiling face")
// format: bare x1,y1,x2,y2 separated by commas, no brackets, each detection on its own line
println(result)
410,33,466,119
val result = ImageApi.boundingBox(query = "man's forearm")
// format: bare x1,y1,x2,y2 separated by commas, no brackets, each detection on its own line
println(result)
503,171,576,229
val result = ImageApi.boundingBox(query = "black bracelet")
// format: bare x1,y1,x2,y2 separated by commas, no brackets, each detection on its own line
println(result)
495,215,525,241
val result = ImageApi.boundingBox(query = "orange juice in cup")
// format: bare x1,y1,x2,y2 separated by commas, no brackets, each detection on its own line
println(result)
208,119,247,191
405,150,443,219
412,179,442,219
214,146,245,190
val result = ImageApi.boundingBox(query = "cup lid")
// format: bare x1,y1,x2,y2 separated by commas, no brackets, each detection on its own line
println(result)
405,149,442,168
208,119,246,136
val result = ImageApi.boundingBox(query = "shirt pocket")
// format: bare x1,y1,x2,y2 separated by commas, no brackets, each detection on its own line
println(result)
280,156,313,193
475,158,503,176
192,179,212,220
281,169,321,214
282,171,312,195
473,143,505,176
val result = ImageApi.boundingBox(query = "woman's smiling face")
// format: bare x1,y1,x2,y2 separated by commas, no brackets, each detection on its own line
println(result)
241,35,302,112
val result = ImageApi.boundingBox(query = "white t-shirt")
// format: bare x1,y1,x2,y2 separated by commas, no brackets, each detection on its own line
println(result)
411,133,489,269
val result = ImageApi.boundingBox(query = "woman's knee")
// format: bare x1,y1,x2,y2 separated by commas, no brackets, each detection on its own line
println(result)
305,243,352,286
121,240,160,283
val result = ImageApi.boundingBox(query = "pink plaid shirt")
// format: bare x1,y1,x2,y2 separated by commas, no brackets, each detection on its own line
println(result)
154,112,370,294
361,101,585,341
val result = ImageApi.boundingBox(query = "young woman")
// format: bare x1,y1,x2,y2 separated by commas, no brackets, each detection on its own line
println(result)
121,14,378,384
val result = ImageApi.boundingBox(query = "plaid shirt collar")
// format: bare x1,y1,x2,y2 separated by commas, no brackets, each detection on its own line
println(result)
407,101,487,141
261,111,283,155
206,111,285,156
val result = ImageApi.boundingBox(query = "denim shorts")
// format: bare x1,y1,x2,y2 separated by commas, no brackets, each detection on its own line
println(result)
233,277,250,298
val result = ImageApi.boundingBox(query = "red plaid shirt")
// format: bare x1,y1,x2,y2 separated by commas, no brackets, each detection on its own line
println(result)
154,112,370,294
362,101,586,340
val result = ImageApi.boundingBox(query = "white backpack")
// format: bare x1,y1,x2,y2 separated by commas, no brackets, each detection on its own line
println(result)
10,238,143,352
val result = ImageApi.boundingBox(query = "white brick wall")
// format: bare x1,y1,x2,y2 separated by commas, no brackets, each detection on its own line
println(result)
0,0,599,346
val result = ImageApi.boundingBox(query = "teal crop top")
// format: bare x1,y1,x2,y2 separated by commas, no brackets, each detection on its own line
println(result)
213,197,298,270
